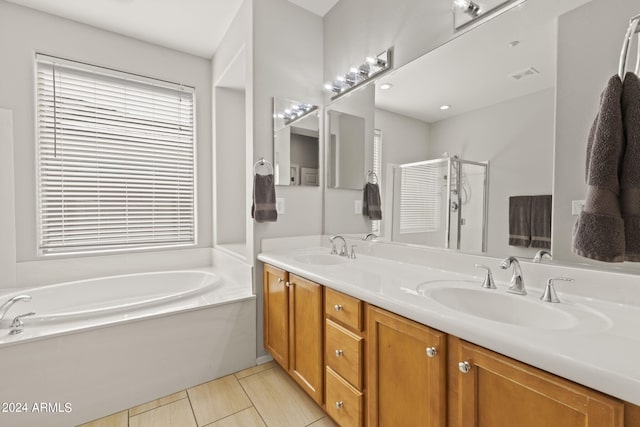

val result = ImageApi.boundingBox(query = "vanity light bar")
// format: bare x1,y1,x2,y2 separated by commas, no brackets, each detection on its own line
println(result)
276,103,318,126
324,49,393,100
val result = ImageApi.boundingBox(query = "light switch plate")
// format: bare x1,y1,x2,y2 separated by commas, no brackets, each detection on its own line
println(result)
354,200,362,214
571,200,584,216
276,198,285,214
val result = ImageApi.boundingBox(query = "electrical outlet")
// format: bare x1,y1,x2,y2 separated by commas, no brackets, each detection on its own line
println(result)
276,198,285,214
572,200,585,216
354,200,362,214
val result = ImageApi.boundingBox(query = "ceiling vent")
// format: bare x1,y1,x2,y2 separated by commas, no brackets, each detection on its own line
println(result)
510,67,540,80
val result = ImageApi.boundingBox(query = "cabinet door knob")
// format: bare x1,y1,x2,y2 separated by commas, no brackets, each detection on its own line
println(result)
277,278,283,283
335,349,344,357
335,401,344,409
334,304,343,311
458,361,472,374
426,347,438,358
285,281,291,287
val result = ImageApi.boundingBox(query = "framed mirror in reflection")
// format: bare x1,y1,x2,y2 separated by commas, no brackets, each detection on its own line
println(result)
323,0,591,260
272,97,320,186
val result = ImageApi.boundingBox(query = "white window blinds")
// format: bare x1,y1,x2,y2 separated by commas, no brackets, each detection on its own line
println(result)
36,54,196,255
399,163,442,234
371,129,382,234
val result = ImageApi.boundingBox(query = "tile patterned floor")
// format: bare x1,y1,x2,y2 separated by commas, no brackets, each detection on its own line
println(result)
79,362,337,427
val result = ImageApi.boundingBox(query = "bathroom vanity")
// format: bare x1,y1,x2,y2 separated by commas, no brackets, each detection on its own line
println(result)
259,237,640,427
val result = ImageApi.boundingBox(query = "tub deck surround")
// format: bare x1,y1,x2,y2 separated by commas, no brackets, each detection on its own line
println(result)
258,236,640,406
0,254,256,427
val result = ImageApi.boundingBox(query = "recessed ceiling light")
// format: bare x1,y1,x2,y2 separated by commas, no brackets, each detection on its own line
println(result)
379,83,393,90
440,105,451,110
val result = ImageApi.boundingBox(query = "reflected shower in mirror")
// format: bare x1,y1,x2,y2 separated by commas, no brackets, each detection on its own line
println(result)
272,97,319,186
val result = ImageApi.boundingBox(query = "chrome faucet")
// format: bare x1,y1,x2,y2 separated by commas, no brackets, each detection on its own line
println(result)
500,256,526,295
330,235,348,256
0,295,32,322
533,250,552,263
362,233,378,241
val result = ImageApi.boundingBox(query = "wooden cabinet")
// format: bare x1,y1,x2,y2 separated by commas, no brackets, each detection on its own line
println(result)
448,336,624,427
324,288,365,427
263,264,323,404
264,264,636,427
366,304,447,427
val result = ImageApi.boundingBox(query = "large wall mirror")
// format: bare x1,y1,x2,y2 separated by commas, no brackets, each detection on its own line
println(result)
323,0,614,263
273,97,320,186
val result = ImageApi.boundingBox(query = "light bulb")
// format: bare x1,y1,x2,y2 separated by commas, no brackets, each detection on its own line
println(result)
453,0,480,16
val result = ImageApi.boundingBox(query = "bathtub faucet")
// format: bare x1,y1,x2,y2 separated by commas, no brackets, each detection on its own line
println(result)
0,295,32,322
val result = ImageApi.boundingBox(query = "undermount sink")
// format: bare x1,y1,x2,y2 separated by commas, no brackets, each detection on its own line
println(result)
426,287,577,330
293,254,350,266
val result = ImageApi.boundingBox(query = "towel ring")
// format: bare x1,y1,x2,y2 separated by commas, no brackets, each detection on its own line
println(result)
253,157,273,175
367,169,378,184
618,14,640,81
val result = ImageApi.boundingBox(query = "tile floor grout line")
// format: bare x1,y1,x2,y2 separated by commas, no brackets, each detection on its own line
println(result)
199,406,258,427
237,375,271,427
234,363,277,381
128,395,189,419
185,388,201,427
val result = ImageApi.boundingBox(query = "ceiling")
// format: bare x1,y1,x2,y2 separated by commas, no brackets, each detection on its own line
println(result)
4,0,338,59
375,0,591,123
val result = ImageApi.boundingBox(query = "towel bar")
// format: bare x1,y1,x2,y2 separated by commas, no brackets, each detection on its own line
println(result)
618,14,640,81
253,157,274,175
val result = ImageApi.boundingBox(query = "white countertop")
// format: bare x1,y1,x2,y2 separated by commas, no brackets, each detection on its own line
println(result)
258,239,640,406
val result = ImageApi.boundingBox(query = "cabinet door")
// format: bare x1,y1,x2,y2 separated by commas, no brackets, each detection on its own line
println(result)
367,305,446,427
263,264,289,368
288,274,324,404
449,337,624,427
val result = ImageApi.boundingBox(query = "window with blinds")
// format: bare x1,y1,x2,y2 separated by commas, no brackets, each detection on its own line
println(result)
399,162,442,234
371,129,382,234
36,54,196,255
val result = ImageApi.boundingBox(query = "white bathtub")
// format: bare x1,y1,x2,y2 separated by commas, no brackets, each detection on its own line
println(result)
0,269,256,427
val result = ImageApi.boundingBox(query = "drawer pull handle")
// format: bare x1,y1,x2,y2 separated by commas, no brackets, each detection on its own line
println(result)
426,347,438,358
334,304,343,311
335,349,344,357
277,278,283,283
458,361,472,374
335,401,344,409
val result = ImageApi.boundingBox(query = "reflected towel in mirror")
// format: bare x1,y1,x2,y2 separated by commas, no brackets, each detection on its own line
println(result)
509,196,531,247
362,182,382,220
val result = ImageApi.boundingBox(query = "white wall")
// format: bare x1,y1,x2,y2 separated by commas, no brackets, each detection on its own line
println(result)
428,88,555,258
251,0,324,356
215,88,247,246
0,109,16,288
553,0,640,272
0,1,212,286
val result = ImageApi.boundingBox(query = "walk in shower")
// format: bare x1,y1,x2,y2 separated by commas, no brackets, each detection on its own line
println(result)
391,156,488,252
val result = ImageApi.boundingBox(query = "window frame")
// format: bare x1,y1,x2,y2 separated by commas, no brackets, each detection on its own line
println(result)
34,53,198,257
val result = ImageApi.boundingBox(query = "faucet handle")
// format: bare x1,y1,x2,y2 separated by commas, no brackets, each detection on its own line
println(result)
533,250,552,263
9,312,36,335
540,277,574,303
349,245,357,259
474,264,496,289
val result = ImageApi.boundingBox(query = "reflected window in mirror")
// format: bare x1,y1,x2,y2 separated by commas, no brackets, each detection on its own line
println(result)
272,97,319,186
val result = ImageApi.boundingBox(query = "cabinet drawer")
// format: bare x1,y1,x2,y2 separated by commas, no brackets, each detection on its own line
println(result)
326,319,363,390
325,288,362,331
326,367,363,427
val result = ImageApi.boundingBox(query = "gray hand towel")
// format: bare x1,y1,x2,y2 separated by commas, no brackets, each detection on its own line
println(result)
530,195,552,249
573,75,625,262
363,182,382,220
251,173,277,223
621,72,640,261
509,196,531,247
